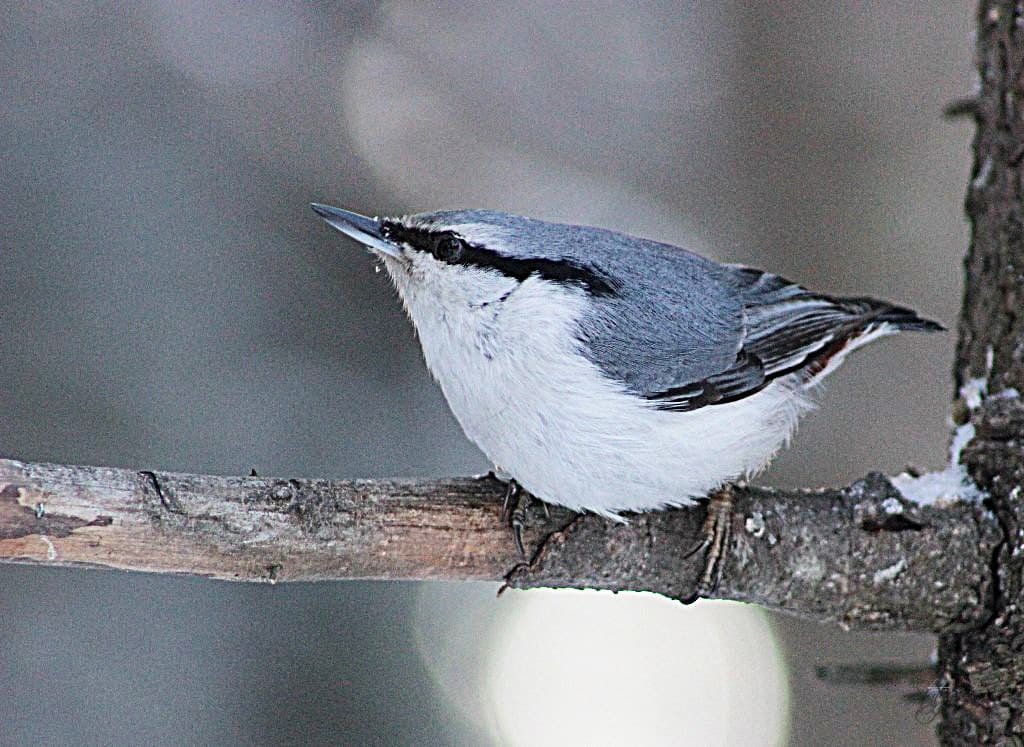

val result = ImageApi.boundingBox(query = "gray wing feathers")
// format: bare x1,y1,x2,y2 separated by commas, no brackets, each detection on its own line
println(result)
733,267,854,376
577,234,746,396
584,259,940,412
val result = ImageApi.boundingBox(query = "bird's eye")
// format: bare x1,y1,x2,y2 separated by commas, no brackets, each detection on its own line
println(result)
433,235,464,262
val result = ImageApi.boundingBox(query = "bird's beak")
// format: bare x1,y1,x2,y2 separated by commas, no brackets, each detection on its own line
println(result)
310,203,403,259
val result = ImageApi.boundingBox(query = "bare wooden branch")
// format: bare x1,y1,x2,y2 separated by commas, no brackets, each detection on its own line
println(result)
0,457,998,632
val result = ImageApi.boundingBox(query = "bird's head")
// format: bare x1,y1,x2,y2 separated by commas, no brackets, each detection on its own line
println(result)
311,204,618,322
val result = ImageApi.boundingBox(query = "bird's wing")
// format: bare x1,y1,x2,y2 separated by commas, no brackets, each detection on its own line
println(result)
576,242,749,398
640,265,941,412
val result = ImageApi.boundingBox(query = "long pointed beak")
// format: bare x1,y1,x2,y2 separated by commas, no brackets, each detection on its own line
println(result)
310,203,402,258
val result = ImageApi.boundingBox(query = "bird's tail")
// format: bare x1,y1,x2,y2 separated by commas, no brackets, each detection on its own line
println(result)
841,297,945,334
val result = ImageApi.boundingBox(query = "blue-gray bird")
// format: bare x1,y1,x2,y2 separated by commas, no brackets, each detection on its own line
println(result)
312,204,941,592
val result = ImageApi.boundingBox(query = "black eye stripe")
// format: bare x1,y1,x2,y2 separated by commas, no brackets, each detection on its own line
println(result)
381,222,617,297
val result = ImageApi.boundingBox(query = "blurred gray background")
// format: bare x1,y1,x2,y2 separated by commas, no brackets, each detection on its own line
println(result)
1,2,972,745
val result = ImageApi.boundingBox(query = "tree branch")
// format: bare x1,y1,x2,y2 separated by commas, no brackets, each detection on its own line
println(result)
0,457,998,632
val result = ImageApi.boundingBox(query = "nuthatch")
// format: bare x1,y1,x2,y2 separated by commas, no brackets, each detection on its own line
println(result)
313,204,941,592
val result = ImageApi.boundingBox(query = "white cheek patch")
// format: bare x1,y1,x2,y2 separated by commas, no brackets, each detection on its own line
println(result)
393,250,518,313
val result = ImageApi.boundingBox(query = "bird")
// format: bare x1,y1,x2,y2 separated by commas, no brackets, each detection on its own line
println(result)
311,203,942,594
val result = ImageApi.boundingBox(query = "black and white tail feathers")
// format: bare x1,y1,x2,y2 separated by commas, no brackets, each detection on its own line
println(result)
647,266,942,412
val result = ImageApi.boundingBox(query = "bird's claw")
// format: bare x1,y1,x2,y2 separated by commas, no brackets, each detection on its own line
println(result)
683,486,735,600
501,478,531,559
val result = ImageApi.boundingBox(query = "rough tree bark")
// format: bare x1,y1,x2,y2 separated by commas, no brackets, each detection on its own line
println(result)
0,2,1021,742
939,1,1024,741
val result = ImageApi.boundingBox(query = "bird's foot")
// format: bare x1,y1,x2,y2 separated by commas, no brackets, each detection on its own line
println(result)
500,478,531,559
683,486,736,600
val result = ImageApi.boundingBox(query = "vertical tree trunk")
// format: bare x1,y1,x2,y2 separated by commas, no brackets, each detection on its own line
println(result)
940,1,1024,741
